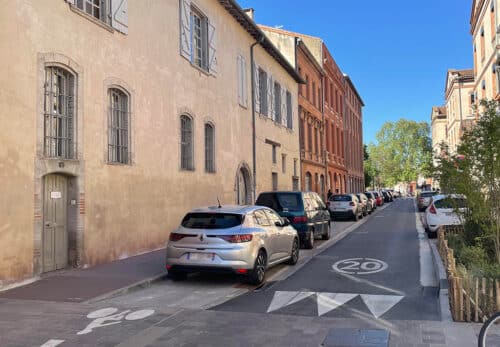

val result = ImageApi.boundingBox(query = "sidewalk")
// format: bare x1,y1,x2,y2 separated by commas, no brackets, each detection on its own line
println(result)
0,249,166,303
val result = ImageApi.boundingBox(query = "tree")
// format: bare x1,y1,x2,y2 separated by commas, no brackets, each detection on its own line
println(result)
363,145,378,189
367,119,433,186
434,100,500,265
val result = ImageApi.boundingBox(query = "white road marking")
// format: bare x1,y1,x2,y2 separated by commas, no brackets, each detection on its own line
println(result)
316,293,357,316
332,258,388,275
40,340,65,347
266,291,404,318
266,291,314,313
77,307,155,335
124,309,155,321
360,294,404,318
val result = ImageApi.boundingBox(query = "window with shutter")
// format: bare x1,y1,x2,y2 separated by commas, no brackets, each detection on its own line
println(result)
237,56,247,107
108,88,130,164
208,21,217,74
268,75,274,119
254,63,260,111
111,0,128,34
281,87,286,126
274,82,281,124
258,68,268,114
286,91,293,129
179,0,192,60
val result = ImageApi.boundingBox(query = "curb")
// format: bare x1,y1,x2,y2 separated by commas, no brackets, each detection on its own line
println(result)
84,273,168,304
429,240,453,322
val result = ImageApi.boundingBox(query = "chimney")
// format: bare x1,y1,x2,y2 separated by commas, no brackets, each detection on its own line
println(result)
243,8,254,20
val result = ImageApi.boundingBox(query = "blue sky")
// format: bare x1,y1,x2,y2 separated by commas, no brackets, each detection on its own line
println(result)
238,0,473,144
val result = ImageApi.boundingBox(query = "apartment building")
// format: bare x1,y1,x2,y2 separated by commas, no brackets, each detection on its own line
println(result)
344,75,365,193
444,69,475,153
430,106,448,157
0,0,301,286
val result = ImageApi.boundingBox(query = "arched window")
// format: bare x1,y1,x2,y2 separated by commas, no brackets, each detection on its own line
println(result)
305,172,312,191
108,88,130,164
180,115,194,170
204,123,215,173
44,66,76,159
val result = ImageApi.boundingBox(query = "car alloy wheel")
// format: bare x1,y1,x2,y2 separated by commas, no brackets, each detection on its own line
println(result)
249,250,267,285
305,230,314,249
322,224,331,240
286,238,299,265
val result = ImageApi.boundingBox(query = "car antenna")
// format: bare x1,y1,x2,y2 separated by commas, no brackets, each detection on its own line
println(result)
217,196,222,208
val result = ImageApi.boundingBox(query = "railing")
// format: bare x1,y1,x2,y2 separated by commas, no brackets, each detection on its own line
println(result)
437,226,500,322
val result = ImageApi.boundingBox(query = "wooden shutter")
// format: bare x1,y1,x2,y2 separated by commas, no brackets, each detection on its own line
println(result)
254,63,260,111
268,75,274,119
208,21,217,74
281,87,286,126
237,56,242,105
179,0,192,60
111,0,128,34
241,56,247,107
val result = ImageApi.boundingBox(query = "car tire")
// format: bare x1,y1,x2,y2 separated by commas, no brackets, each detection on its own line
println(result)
248,250,267,285
167,269,187,281
353,211,359,221
285,238,299,265
304,229,314,249
322,224,331,240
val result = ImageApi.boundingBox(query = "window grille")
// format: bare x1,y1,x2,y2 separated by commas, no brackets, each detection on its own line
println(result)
205,123,215,173
44,67,75,159
259,69,268,114
181,115,194,170
108,88,130,164
75,0,110,24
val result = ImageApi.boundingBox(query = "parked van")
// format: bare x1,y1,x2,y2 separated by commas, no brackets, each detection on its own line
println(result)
256,191,331,249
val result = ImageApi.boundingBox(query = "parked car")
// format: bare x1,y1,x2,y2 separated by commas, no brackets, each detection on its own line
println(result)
356,193,371,216
166,205,300,285
255,191,331,249
328,194,363,221
417,190,438,211
381,190,392,203
364,191,377,212
424,194,467,238
372,191,384,206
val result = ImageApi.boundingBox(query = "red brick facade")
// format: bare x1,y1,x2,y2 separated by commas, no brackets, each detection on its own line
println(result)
344,76,364,193
297,42,326,198
323,44,347,195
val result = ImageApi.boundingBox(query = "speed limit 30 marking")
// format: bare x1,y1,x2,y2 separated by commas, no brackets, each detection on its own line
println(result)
332,258,388,275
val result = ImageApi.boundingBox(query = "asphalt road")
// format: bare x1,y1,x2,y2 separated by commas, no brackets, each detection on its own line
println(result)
213,199,440,321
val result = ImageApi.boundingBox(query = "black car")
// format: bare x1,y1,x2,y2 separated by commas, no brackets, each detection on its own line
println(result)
256,191,331,249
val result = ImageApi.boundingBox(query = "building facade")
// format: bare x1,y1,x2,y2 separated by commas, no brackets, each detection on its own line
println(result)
0,0,301,286
344,75,365,193
471,0,500,104
430,106,448,158
444,69,475,153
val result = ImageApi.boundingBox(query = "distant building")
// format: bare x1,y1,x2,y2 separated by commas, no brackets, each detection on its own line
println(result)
430,106,447,165
444,69,474,153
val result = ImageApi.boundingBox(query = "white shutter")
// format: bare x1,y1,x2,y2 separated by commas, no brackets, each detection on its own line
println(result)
111,0,128,34
281,87,286,126
241,56,247,107
179,0,192,60
268,75,274,119
254,63,260,112
208,21,217,75
237,56,242,105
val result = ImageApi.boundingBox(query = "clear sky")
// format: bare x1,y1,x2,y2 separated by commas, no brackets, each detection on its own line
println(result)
237,0,473,144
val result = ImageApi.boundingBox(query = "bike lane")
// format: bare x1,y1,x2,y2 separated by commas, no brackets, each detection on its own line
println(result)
213,199,440,321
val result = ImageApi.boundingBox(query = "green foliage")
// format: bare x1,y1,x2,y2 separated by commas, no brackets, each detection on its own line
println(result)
365,119,433,186
434,100,500,267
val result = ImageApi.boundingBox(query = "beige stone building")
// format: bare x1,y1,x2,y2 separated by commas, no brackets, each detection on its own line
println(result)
444,69,474,153
471,0,500,104
430,106,447,159
0,0,301,286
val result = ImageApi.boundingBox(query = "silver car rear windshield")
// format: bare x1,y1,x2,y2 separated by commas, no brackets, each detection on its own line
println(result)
331,195,351,201
434,198,467,209
181,213,244,229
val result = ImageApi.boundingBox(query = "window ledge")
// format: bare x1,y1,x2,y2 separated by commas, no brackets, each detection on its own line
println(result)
190,63,211,77
239,103,248,110
180,168,196,172
69,5,114,33
106,161,132,166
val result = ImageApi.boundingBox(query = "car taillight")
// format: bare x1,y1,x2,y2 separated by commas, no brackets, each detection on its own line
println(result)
429,204,437,214
349,202,355,206
292,216,307,223
220,234,253,243
169,232,196,241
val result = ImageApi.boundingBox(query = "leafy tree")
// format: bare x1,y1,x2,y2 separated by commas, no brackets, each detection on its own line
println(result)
367,119,433,186
434,100,500,265
363,145,378,189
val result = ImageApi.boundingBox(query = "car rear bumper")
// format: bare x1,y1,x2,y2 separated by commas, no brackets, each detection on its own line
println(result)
330,210,355,218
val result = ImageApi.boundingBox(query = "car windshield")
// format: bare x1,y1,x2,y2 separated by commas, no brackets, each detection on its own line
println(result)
331,195,351,201
256,193,303,212
365,192,373,198
421,191,437,198
181,213,243,229
434,197,467,209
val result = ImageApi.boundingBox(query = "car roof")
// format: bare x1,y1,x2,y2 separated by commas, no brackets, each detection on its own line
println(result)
189,205,268,215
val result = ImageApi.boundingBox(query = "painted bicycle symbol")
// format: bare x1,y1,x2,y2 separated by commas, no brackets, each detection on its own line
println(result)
332,258,388,275
77,307,155,335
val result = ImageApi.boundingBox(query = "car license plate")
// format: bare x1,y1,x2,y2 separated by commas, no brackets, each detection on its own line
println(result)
445,213,454,216
188,252,214,261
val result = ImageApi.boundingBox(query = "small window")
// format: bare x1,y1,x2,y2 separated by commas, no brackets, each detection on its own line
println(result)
75,0,110,24
305,172,312,191
312,82,316,106
286,91,292,129
274,82,281,123
482,80,486,89
281,154,286,173
204,123,215,173
272,172,278,191
191,8,208,70
237,55,247,107
259,68,268,114
253,210,271,226
293,158,297,176
180,115,194,170
272,145,277,164
108,88,130,164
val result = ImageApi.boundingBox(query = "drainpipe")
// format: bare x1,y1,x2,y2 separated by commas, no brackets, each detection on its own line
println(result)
250,36,264,202
321,73,327,200
295,37,303,192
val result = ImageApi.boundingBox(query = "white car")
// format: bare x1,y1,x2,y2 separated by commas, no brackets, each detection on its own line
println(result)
424,194,467,237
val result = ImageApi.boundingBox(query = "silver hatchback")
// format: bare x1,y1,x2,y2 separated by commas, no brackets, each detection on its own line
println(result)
165,205,300,284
